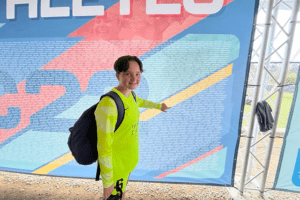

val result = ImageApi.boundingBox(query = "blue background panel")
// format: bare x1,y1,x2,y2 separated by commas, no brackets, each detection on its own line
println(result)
0,130,70,171
0,38,82,85
274,70,300,192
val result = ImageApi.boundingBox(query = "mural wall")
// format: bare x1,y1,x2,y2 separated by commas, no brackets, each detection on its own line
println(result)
0,0,258,185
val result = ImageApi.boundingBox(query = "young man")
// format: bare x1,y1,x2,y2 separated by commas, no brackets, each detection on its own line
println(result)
95,55,170,200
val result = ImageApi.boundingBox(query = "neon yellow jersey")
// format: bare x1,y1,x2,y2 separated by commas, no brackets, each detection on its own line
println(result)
94,88,162,189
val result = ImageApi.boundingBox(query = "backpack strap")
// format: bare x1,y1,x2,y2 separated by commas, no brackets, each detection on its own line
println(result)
131,91,137,102
100,91,125,132
96,162,101,181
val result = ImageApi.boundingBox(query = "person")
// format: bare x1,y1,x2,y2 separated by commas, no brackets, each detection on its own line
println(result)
94,55,170,200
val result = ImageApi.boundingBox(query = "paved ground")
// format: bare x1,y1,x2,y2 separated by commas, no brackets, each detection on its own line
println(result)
2,170,300,200
1,171,233,200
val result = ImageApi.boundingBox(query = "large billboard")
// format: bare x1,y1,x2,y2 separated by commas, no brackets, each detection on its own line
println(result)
274,69,300,192
0,0,258,185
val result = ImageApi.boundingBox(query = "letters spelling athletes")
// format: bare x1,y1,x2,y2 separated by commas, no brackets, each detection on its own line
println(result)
6,0,224,19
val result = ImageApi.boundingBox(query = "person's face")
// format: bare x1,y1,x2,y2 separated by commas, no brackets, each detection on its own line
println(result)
116,61,142,90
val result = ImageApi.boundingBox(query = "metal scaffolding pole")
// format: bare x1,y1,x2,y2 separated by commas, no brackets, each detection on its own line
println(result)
259,0,300,193
245,1,280,183
239,0,275,194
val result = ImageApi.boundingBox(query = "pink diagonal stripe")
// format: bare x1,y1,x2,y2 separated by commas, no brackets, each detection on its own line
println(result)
155,145,223,179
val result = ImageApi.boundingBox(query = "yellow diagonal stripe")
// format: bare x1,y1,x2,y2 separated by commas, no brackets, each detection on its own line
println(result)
32,63,232,175
32,152,74,174
140,63,233,121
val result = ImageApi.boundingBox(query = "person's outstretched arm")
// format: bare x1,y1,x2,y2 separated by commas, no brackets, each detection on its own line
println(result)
136,95,171,112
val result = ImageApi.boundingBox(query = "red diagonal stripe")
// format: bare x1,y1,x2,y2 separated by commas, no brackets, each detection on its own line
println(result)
155,145,223,179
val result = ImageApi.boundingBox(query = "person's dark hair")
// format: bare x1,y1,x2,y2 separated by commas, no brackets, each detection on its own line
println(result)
114,55,143,74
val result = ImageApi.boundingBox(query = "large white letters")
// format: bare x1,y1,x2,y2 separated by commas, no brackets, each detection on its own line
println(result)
41,0,69,18
6,0,225,19
183,0,224,15
6,0,38,19
72,0,104,17
146,0,181,15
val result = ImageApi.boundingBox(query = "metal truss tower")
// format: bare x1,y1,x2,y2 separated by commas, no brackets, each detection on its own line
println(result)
236,0,300,194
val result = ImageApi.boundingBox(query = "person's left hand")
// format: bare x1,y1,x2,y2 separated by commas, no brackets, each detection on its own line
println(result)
161,103,171,112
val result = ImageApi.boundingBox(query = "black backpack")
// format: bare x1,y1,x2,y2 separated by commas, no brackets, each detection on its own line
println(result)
67,91,136,181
